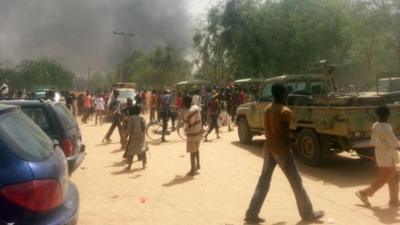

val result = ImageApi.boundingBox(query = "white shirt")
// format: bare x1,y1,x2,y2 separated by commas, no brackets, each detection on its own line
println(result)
183,105,203,142
192,95,201,108
94,97,105,110
371,122,400,167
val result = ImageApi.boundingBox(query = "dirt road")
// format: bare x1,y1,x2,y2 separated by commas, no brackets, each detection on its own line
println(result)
71,121,398,225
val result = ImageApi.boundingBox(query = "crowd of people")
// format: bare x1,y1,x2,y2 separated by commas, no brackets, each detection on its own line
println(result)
89,86,253,176
3,79,400,223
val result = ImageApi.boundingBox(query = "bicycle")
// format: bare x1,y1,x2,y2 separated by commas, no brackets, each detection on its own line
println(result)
146,107,186,142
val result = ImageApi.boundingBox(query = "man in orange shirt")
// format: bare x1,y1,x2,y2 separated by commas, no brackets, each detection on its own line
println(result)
149,89,157,122
81,91,92,123
244,83,324,223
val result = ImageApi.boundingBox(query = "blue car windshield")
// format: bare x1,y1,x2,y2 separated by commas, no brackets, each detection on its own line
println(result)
0,111,53,161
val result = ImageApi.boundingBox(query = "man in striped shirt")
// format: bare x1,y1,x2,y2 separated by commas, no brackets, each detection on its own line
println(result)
183,95,203,176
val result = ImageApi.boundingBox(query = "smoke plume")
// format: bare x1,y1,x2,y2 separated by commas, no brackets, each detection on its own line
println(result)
0,0,195,76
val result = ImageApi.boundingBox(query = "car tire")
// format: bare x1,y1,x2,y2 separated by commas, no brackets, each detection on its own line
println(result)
237,117,253,144
296,129,324,166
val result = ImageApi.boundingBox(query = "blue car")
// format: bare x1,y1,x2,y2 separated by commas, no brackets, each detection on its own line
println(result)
0,104,79,225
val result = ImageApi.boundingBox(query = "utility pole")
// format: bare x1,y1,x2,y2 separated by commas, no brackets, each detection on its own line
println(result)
113,31,134,82
87,66,93,91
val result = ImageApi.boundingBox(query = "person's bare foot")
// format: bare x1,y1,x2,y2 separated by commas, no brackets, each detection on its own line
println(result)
142,160,147,169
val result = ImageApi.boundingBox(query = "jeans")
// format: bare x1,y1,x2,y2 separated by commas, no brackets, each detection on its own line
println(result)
246,151,314,220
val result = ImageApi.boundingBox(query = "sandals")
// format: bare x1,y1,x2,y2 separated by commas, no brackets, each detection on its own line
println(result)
355,191,371,207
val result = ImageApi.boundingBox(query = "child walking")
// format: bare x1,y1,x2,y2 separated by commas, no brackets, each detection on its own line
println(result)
125,105,147,170
356,105,400,207
182,96,203,176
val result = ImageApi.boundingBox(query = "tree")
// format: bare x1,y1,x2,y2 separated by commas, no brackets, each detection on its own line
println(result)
15,59,75,89
122,46,192,89
195,0,400,83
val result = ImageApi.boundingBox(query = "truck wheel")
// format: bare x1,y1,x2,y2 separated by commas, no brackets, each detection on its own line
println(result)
238,117,253,144
296,129,323,166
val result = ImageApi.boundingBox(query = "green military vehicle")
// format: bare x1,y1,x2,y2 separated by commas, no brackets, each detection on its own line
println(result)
236,73,400,166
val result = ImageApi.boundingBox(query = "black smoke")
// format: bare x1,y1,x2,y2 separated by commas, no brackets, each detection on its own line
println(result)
0,0,195,75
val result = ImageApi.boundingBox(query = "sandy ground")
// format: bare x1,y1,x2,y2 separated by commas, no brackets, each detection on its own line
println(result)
71,118,399,225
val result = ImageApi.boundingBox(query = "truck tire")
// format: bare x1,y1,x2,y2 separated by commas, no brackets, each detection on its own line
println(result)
237,117,253,144
296,129,323,166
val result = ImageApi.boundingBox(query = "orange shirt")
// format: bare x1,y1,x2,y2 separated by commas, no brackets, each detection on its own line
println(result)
264,103,292,155
83,95,91,108
150,94,157,107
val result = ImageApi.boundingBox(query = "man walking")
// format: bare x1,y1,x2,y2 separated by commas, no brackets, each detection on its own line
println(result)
103,90,123,145
356,105,400,207
159,90,171,142
244,83,324,223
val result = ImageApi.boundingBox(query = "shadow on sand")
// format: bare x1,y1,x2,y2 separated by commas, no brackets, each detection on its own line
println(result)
111,167,144,175
162,175,194,187
231,140,377,188
371,206,400,224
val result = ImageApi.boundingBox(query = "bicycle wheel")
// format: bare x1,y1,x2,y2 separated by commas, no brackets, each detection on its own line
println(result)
146,122,163,141
176,124,186,141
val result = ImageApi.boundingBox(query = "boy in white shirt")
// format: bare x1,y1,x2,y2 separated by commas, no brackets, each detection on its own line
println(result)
356,105,400,207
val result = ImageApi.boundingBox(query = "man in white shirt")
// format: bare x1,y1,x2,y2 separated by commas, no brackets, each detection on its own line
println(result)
356,105,400,207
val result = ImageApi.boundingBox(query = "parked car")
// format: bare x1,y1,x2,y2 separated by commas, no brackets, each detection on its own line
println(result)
234,78,265,103
34,89,66,104
0,104,79,224
106,83,137,107
105,83,137,121
0,99,85,175
175,80,212,95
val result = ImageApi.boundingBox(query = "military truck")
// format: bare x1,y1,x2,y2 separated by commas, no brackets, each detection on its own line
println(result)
236,73,400,166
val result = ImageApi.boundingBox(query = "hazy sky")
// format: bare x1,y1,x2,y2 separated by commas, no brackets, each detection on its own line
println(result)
0,0,216,76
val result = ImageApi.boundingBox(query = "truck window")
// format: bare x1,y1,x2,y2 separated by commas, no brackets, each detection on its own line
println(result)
310,80,325,95
286,81,296,94
260,83,273,102
297,81,307,91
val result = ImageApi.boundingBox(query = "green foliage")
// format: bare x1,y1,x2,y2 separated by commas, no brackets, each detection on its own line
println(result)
0,58,75,90
122,46,192,90
195,0,400,82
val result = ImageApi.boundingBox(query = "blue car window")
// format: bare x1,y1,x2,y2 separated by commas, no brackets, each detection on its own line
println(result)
21,107,51,132
0,111,53,161
53,103,76,131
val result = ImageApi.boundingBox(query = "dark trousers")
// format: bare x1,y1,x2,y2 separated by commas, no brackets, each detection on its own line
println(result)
105,114,123,142
205,115,219,137
161,113,169,140
81,108,90,123
246,151,314,220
